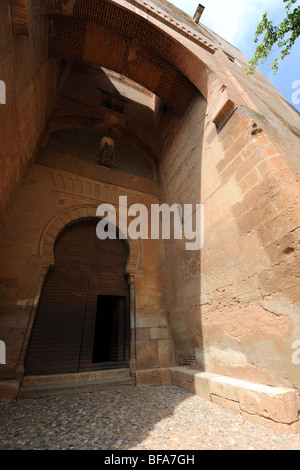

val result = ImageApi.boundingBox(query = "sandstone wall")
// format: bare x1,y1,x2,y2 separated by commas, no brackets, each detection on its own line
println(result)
0,0,63,236
159,94,205,367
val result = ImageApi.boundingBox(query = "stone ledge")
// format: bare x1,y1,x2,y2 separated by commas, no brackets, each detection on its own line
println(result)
21,368,131,387
2,367,299,435
0,379,21,402
170,367,300,435
135,368,172,387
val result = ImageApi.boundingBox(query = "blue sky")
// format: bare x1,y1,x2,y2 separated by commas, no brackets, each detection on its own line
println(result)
170,0,300,112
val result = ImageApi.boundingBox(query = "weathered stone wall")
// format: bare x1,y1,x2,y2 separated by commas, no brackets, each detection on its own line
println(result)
0,151,173,399
159,94,205,368
159,87,300,391
0,0,63,236
202,104,300,390
214,40,300,177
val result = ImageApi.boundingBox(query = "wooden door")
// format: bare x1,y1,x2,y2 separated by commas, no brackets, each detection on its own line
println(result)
25,220,130,376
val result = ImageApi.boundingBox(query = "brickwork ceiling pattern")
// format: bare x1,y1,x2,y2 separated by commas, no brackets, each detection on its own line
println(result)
45,127,155,180
48,0,198,115
47,116,158,164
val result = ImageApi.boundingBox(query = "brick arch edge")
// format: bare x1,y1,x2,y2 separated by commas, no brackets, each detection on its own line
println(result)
39,204,144,276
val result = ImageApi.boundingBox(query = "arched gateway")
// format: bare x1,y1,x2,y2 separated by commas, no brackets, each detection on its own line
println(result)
25,220,131,376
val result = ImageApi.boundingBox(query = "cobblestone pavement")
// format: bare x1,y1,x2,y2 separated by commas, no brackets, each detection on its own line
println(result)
0,386,299,450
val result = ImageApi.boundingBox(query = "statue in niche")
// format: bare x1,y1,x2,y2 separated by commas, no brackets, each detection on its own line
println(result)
98,137,115,168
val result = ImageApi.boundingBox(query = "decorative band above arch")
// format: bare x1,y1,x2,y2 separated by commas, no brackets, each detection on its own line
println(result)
39,205,144,276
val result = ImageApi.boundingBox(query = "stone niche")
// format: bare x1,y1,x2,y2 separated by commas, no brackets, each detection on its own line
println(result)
45,127,155,180
98,137,116,168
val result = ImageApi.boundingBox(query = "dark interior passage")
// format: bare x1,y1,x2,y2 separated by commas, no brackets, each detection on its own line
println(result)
92,295,126,363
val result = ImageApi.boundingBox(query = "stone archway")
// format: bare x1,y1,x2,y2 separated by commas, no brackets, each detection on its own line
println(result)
44,0,259,144
45,0,225,115
19,204,144,377
25,219,132,375
39,204,144,276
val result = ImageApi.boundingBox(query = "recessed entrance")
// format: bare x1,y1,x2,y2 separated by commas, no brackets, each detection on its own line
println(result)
24,220,130,376
92,295,126,364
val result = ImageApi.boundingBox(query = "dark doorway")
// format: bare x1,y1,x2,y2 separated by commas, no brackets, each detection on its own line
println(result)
25,220,130,376
92,295,126,363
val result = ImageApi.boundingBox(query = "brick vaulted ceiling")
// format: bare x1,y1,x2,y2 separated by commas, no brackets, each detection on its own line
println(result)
47,0,199,116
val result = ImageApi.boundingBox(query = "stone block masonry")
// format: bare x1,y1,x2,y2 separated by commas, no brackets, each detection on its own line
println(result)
136,367,300,435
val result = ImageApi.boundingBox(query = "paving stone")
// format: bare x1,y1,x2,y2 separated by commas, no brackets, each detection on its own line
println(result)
0,386,299,450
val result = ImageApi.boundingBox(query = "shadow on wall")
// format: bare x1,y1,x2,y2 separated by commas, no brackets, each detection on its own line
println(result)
158,93,206,371
42,62,160,180
48,62,160,156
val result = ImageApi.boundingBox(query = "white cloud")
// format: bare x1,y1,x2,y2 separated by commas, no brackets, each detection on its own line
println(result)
169,0,300,107
170,0,285,47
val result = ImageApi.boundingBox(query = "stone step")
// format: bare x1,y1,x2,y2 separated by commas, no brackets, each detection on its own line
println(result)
18,370,135,399
21,368,131,388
